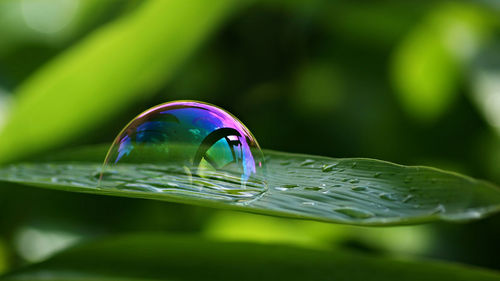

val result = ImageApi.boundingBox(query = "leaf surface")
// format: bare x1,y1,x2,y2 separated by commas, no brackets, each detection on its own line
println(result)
0,145,499,225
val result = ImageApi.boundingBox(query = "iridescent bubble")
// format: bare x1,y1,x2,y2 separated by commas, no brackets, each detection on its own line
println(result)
99,101,267,201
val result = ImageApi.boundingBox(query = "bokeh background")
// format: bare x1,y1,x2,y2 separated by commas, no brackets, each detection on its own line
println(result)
0,0,499,275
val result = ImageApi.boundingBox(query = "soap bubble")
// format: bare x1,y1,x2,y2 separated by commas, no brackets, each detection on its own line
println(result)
99,101,267,201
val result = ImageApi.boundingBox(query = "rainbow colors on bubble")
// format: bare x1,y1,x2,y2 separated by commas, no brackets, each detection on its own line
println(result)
100,101,267,200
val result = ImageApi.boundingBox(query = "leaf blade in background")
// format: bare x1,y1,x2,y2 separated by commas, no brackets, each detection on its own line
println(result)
0,145,499,226
391,2,495,122
1,234,499,281
0,0,239,163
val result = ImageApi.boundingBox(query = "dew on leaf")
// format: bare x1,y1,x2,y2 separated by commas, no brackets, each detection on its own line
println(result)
334,207,374,219
379,193,397,201
433,204,446,214
402,194,414,203
321,164,336,172
304,186,323,191
300,159,315,166
282,184,299,189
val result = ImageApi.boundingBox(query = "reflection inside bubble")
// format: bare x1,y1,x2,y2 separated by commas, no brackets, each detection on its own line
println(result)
100,101,267,201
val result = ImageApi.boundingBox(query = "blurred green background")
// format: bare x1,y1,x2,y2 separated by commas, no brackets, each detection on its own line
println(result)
0,0,499,276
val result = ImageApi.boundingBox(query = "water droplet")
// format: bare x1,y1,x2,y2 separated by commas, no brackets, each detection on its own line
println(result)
373,172,382,178
379,193,397,201
351,186,367,191
304,186,322,191
341,178,349,182
282,184,299,189
302,201,315,206
465,210,481,218
300,159,315,166
334,207,374,219
321,164,336,172
99,101,267,201
402,194,414,203
351,162,357,168
349,178,360,184
432,204,446,214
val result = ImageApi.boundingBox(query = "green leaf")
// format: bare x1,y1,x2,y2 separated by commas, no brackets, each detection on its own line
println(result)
2,234,499,281
0,145,499,226
391,3,494,122
0,0,239,163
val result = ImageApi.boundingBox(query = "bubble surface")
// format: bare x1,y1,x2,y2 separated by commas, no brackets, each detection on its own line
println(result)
100,101,267,201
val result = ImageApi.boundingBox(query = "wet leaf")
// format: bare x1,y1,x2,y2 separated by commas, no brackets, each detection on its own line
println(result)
0,145,499,226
